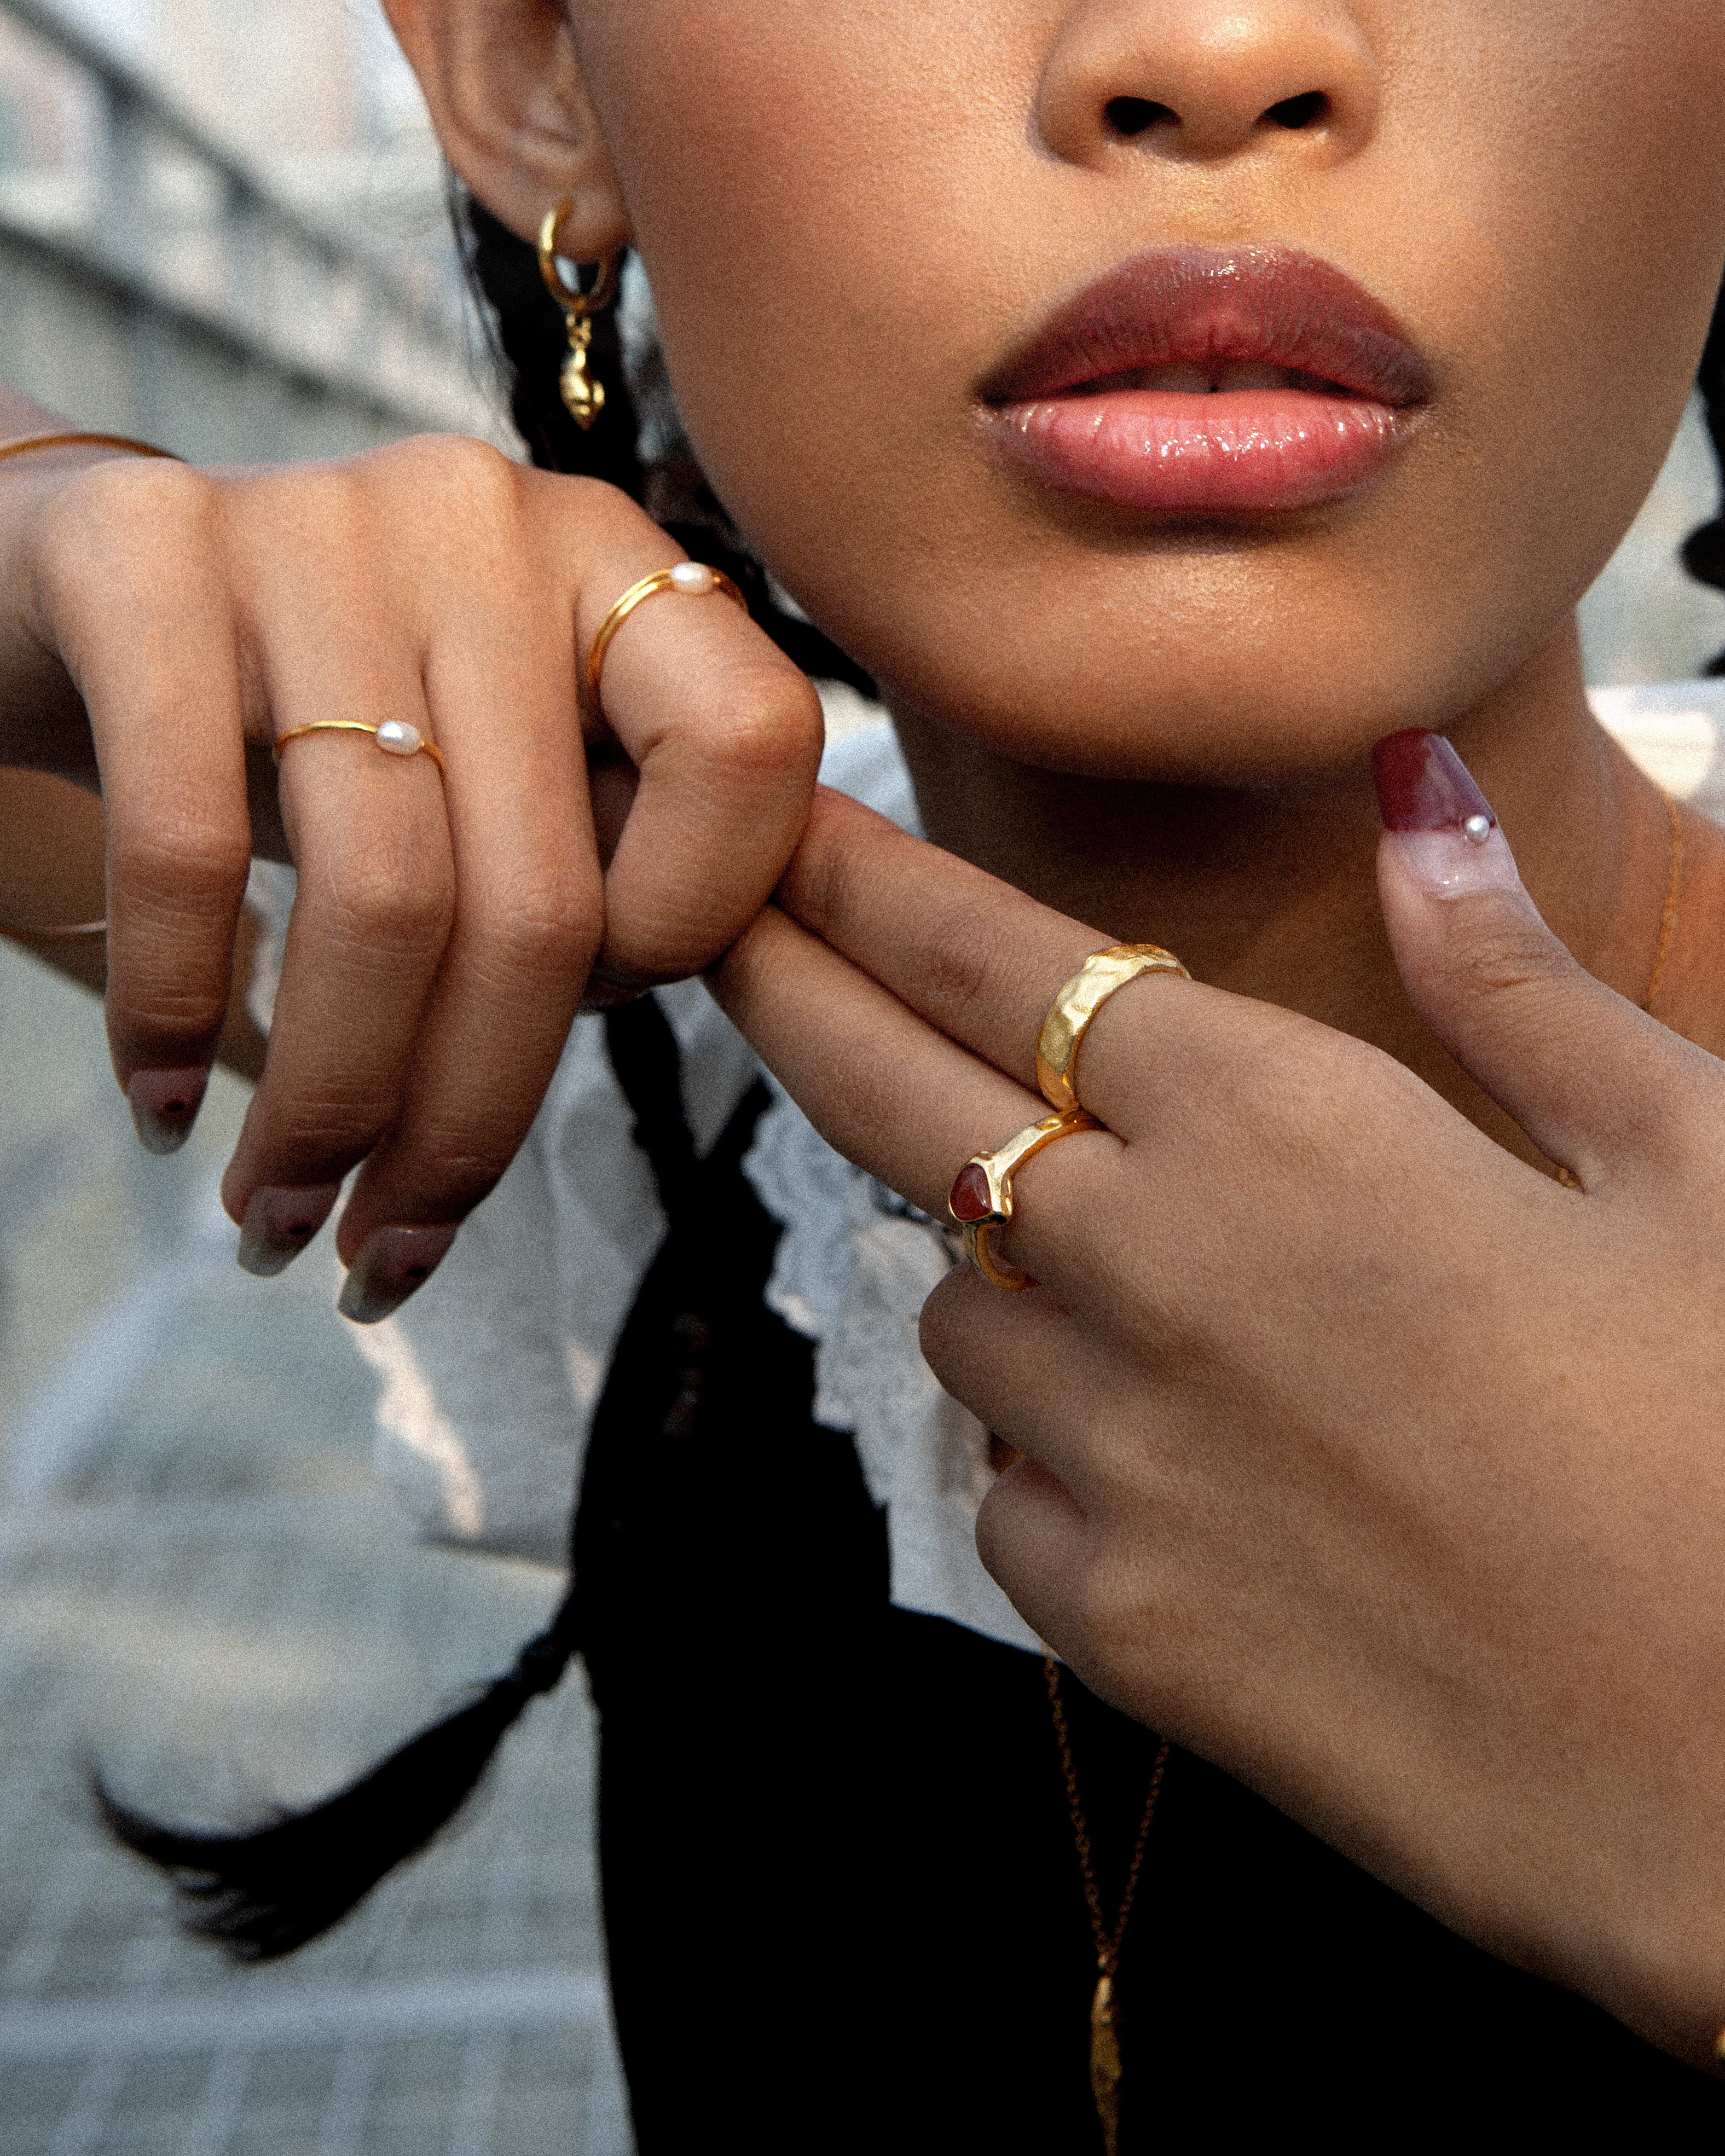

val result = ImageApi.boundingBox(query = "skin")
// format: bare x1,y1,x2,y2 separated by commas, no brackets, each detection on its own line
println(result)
3,0,1725,2071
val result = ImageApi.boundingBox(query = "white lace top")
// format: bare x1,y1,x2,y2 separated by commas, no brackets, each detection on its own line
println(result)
247,680,1725,1658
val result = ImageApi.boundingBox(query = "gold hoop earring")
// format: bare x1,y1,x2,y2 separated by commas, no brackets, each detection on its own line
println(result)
538,200,621,433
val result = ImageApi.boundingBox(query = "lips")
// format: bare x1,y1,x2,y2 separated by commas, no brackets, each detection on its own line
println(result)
980,247,1433,515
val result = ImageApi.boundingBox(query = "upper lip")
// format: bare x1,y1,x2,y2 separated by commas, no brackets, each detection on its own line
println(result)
981,246,1434,410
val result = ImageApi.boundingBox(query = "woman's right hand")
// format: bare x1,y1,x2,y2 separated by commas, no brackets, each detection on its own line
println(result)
0,430,824,1314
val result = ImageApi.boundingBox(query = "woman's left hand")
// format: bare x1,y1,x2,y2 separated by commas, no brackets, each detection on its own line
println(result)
711,781,1725,2072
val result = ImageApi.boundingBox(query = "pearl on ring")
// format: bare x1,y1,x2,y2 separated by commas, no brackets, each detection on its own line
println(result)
375,718,425,758
1462,813,1493,845
668,560,717,594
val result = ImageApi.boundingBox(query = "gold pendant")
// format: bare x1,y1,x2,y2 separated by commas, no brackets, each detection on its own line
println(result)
1090,1972,1122,2156
559,317,605,432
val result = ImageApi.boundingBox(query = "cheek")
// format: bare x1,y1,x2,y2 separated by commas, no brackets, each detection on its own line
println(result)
581,2,1725,778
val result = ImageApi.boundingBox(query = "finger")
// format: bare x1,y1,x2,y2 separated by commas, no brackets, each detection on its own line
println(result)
918,1264,1132,1508
1373,731,1710,1185
221,692,455,1270
973,1455,1091,1649
776,786,1217,1143
332,576,603,1289
40,462,252,1149
710,903,1124,1303
571,528,824,988
713,903,1057,1216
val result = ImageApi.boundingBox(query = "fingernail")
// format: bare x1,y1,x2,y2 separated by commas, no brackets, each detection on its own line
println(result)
578,977,647,1015
236,1184,340,1278
1371,729,1520,897
125,1067,210,1155
337,1223,458,1325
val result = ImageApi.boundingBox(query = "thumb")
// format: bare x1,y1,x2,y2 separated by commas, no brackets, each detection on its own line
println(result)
1373,729,1678,1183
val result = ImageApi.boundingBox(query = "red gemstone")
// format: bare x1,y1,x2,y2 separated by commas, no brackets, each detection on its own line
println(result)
949,1163,994,1223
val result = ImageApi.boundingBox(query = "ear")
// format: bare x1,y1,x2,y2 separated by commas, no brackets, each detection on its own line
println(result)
383,0,629,257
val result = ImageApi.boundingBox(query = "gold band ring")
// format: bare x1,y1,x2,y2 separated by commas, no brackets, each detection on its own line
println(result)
949,1106,1101,1292
0,431,179,468
1037,943,1189,1115
273,719,447,776
585,563,748,717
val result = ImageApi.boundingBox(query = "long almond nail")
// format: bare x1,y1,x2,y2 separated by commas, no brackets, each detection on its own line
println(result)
337,1224,458,1325
1371,729,1520,897
237,1184,341,1278
126,1067,210,1156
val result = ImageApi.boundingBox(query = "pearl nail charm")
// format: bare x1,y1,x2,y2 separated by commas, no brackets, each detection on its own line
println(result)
1462,813,1492,845
668,561,717,594
376,718,424,757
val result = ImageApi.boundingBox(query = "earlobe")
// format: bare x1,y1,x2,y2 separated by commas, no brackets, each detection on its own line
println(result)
380,0,630,256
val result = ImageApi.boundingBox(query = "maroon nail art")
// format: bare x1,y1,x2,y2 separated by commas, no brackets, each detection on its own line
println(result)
126,1067,211,1156
236,1184,341,1279
1371,730,1496,833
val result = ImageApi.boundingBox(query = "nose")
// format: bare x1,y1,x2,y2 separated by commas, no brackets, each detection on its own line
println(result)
1035,0,1380,168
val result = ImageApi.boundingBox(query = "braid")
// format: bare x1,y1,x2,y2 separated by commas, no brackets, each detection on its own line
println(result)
1681,281,1725,677
456,187,876,696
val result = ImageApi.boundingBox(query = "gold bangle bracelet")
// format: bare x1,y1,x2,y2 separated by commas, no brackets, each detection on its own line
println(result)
585,563,748,716
0,917,106,940
0,431,178,468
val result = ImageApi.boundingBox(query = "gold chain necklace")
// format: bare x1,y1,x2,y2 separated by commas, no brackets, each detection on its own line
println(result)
1643,791,1685,1019
1044,1651,1172,2156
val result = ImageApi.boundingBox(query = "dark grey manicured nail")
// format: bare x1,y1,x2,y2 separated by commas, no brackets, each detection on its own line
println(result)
337,1224,458,1325
126,1067,210,1156
237,1184,341,1278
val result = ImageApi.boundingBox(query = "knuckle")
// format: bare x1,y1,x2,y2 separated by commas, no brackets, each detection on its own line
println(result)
472,868,604,982
37,460,219,620
111,812,251,922
918,894,1019,1029
1438,917,1569,1003
917,1271,970,1381
261,1088,392,1168
384,1122,512,1210
380,435,528,548
555,475,663,562
310,828,454,955
696,665,825,780
378,430,514,496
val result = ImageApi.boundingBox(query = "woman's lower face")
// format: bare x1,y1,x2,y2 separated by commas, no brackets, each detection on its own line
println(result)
556,0,1725,783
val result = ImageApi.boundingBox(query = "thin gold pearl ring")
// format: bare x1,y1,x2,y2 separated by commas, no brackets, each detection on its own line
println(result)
585,563,748,717
272,720,447,776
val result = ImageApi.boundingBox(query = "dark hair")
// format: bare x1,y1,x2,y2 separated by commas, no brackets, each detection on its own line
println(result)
1683,281,1725,676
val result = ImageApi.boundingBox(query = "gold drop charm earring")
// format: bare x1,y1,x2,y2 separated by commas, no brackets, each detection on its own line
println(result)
537,199,621,432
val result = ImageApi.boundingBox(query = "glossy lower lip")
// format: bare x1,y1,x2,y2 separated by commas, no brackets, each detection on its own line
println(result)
993,387,1408,512
981,246,1431,515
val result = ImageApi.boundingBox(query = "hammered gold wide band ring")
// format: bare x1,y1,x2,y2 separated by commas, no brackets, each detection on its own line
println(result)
273,719,447,776
586,563,748,718
948,1108,1102,1292
1037,943,1190,1115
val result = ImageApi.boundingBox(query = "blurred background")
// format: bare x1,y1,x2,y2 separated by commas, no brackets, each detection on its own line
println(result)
0,4,1721,2153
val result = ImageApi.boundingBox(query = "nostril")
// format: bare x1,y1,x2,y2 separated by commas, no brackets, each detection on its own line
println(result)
1104,96,1177,140
1264,90,1330,130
